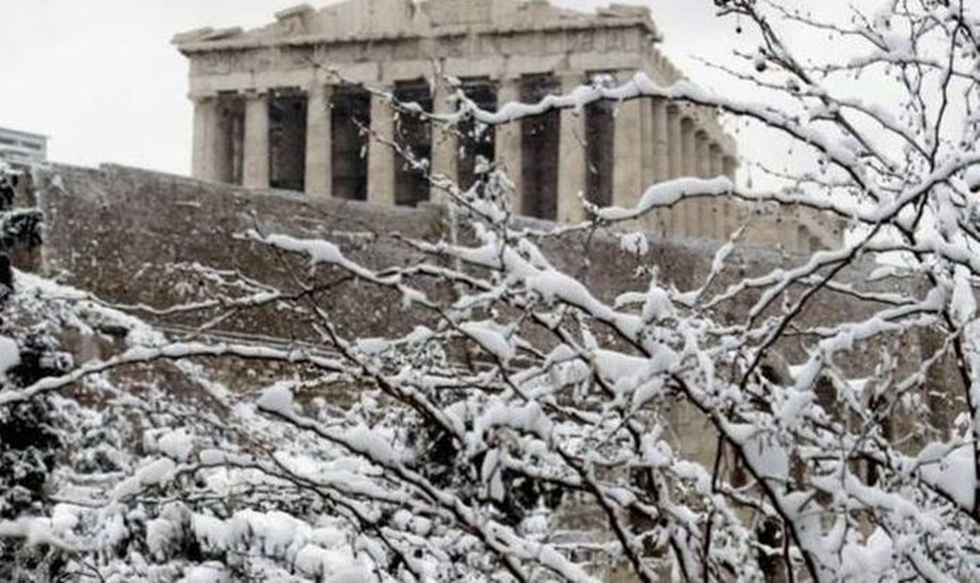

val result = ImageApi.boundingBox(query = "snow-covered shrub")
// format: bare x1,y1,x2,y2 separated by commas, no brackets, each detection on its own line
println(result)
0,165,72,580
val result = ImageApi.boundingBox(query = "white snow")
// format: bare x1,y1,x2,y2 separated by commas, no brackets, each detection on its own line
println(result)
460,320,516,363
157,428,195,462
257,382,296,416
0,335,20,376
918,441,976,509
249,231,344,266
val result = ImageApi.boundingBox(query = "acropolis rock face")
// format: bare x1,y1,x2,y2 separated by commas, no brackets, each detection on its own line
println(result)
174,0,839,252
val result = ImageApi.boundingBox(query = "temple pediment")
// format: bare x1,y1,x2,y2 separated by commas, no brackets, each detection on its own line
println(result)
173,0,657,49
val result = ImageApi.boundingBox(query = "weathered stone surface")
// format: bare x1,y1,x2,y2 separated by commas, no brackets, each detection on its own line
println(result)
27,163,958,468
31,163,903,358
35,163,444,342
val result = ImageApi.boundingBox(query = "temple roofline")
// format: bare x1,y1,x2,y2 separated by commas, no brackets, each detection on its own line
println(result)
174,19,659,54
173,0,661,53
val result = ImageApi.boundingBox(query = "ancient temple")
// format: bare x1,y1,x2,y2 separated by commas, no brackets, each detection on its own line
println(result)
174,0,742,228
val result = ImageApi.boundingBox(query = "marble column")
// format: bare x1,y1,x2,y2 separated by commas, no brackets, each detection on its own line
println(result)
681,117,698,236
191,96,217,181
430,81,459,205
652,98,670,183
681,118,697,178
639,96,655,189
723,153,741,237
666,105,683,179
695,131,711,178
557,73,587,223
651,98,671,236
666,104,683,236
494,77,523,214
243,91,270,189
367,92,396,206
614,93,644,210
709,143,724,178
723,155,738,181
696,131,712,237
305,83,332,198
706,143,723,238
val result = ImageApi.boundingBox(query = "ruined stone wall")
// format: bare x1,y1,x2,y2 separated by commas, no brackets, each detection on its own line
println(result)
29,163,919,365
30,164,810,332
27,163,954,468
35,163,444,342
15,163,961,582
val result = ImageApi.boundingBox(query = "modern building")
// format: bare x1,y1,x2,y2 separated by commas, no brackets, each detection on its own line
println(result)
0,127,47,167
173,1,739,222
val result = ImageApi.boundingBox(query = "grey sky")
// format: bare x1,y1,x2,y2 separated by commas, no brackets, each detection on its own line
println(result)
0,1,773,177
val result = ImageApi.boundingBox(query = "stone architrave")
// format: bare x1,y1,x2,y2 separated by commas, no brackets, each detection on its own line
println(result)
557,73,587,224
429,80,458,205
305,83,332,198
367,92,396,206
243,92,270,189
494,77,523,215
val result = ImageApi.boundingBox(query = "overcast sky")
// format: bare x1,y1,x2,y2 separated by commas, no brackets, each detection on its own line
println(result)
0,1,785,178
